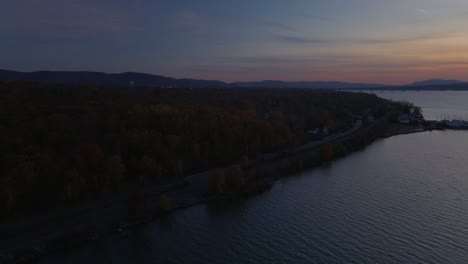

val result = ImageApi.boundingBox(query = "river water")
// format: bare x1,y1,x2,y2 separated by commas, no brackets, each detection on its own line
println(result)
41,91,468,264
371,90,468,120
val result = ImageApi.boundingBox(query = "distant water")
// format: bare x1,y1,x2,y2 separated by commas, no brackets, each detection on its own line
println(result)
41,91,468,264
368,90,468,120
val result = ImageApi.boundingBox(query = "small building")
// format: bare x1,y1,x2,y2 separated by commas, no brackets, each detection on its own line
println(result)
323,127,329,135
445,120,468,128
399,114,411,124
307,127,329,137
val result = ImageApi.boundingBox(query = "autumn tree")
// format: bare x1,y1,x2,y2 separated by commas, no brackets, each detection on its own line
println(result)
326,119,337,131
65,169,85,201
208,168,225,194
139,155,162,183
104,155,125,191
192,143,201,159
159,194,172,212
240,155,249,169
321,144,334,161
412,106,423,119
279,159,292,174
1,176,17,215
75,143,104,193
225,165,246,191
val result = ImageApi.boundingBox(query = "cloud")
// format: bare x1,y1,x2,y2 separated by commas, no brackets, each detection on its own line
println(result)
220,54,372,66
295,11,335,22
255,20,298,32
162,51,468,83
172,10,203,28
358,34,450,44
272,34,332,44
0,1,144,37
217,52,468,73
417,8,431,15
221,55,316,64
272,32,454,45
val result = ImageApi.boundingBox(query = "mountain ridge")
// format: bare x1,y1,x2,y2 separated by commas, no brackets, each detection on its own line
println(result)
407,79,463,87
0,69,466,89
0,69,385,89
0,69,228,88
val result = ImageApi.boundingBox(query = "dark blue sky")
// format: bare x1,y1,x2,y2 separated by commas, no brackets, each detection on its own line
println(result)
1,0,468,84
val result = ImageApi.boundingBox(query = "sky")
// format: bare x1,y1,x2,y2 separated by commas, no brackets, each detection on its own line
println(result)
1,0,468,84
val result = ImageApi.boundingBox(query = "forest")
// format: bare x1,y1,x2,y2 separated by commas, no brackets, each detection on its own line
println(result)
0,81,402,219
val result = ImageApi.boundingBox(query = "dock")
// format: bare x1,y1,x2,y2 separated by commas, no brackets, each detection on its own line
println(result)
423,119,468,130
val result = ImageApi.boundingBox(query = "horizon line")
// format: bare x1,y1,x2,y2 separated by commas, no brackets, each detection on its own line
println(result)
0,68,466,86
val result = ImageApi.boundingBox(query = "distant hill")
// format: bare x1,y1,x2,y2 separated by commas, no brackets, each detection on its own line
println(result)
0,70,228,88
2,69,467,90
0,69,388,89
408,79,463,87
341,80,468,91
231,80,385,89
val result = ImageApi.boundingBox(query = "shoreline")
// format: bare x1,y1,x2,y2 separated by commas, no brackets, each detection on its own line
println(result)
381,123,427,138
0,121,425,264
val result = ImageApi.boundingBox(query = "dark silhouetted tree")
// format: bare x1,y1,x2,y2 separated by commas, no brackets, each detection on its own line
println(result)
209,168,225,194
159,194,172,212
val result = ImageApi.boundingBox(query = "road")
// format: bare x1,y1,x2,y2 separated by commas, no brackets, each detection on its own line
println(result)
299,120,363,151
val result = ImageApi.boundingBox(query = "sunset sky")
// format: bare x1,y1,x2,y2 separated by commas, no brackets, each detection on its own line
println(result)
1,0,468,84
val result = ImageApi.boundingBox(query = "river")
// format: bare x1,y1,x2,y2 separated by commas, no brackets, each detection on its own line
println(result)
40,91,468,264
370,90,468,120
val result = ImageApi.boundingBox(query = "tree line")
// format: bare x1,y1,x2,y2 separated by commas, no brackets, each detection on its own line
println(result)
0,81,398,219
